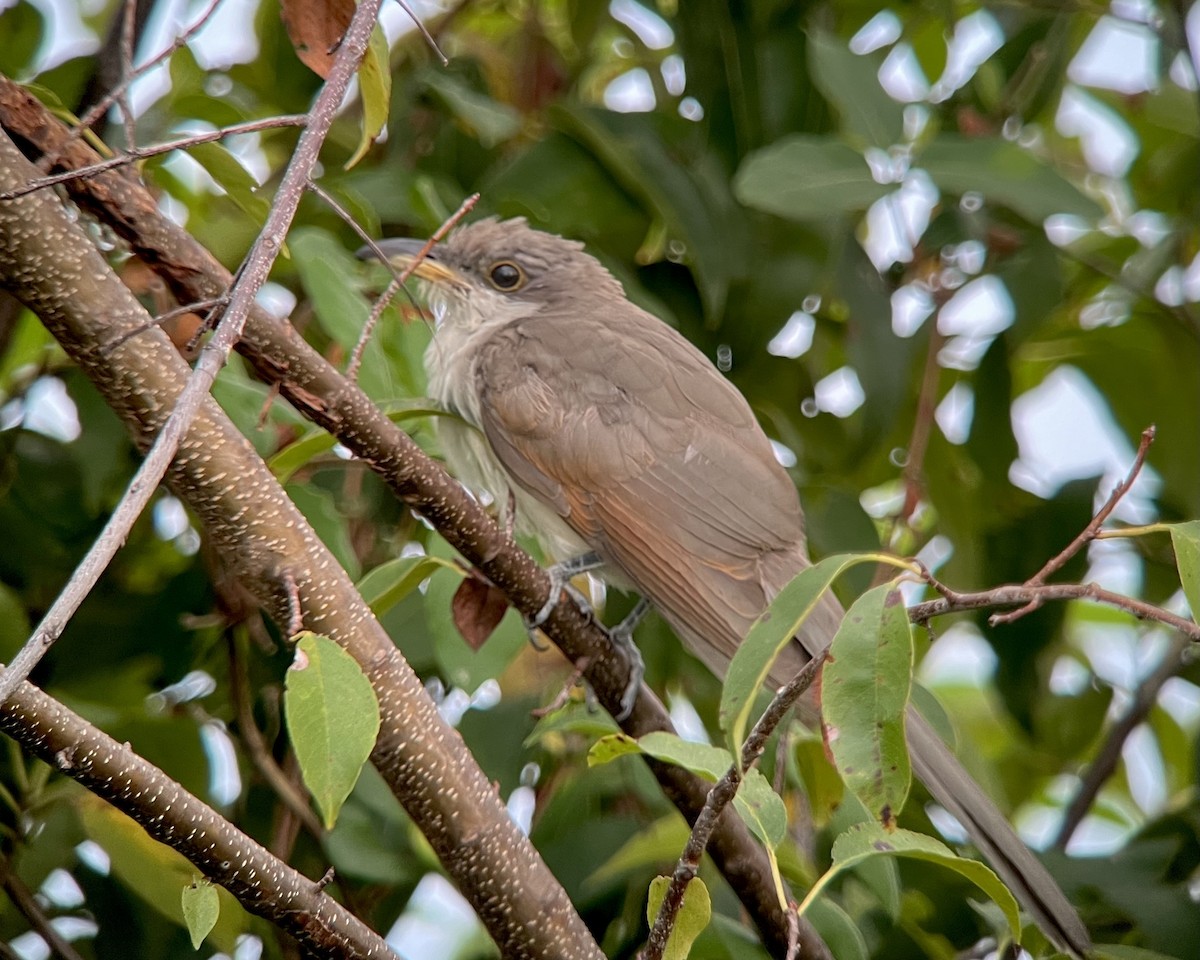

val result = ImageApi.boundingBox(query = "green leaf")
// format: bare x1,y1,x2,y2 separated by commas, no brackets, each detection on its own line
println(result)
1094,945,1194,960
917,134,1103,222
552,104,744,317
524,699,618,750
588,731,787,851
803,898,870,960
807,30,904,149
586,816,691,892
1168,521,1200,619
734,135,892,221
188,141,269,222
0,2,44,77
77,796,246,951
907,19,948,90
285,632,381,829
358,554,457,617
822,582,914,825
181,879,219,949
421,70,521,148
797,823,1022,944
346,24,392,169
721,553,899,759
286,482,360,579
290,228,371,347
647,875,712,960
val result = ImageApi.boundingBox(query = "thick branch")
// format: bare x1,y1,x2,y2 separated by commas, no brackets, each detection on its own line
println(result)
0,670,395,957
0,126,602,960
0,74,815,958
0,0,372,705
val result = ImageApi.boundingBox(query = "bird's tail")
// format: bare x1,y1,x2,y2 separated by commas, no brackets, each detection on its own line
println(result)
906,709,1090,956
768,579,1090,956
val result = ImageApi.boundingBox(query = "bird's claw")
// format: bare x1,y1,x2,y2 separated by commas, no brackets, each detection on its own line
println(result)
524,553,603,646
609,598,649,721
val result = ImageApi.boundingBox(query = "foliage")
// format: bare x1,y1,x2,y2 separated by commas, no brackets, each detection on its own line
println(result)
1,0,1199,958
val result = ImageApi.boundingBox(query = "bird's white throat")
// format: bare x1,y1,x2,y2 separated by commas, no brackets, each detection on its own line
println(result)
423,287,591,563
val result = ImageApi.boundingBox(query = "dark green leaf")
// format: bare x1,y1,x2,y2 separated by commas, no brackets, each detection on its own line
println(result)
918,134,1103,221
807,30,904,149
188,142,269,222
735,135,892,221
422,70,521,149
358,554,455,617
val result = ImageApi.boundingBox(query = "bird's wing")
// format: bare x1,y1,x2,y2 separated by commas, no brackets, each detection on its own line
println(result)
473,308,806,659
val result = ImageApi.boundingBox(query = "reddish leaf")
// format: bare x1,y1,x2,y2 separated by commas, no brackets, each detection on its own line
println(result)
280,0,353,79
452,574,510,650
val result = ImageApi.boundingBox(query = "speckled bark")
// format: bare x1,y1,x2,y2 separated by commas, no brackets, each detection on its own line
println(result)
0,77,830,960
0,675,395,958
0,128,603,960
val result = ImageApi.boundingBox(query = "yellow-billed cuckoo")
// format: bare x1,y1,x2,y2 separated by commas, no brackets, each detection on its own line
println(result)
367,218,1090,956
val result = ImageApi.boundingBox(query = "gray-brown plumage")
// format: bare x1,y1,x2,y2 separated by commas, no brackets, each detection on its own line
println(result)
369,218,1090,956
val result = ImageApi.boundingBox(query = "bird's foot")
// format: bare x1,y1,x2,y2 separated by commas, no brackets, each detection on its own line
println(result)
609,598,649,721
526,552,604,631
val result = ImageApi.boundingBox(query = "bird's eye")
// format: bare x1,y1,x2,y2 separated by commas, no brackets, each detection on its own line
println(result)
488,261,525,291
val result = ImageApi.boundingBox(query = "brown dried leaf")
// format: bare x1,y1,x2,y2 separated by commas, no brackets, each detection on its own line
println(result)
280,0,354,79
452,574,510,650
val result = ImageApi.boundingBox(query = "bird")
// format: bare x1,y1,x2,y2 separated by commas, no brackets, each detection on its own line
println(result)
364,217,1090,957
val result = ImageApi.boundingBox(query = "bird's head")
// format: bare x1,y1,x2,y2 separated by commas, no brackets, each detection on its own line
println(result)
363,217,624,331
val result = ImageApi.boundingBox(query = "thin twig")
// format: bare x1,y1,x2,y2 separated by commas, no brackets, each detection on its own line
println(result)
391,0,449,65
1030,425,1156,585
643,652,827,960
0,857,86,960
117,0,139,149
0,0,386,707
1053,633,1189,850
4,115,308,201
785,907,801,960
101,295,229,354
347,191,479,379
990,425,1156,626
53,0,226,156
303,180,423,318
911,581,1200,642
531,657,591,718
899,325,946,525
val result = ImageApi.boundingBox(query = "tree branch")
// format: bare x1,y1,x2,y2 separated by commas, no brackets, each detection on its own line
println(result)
0,125,603,960
910,581,1200,642
0,855,86,960
987,425,1156,626
0,0,377,704
645,653,829,960
0,73,816,958
1053,633,1189,850
0,672,398,958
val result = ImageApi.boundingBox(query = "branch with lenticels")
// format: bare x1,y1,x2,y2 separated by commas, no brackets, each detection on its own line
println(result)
0,74,824,960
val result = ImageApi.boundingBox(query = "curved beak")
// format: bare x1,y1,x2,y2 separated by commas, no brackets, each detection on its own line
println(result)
357,237,465,287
